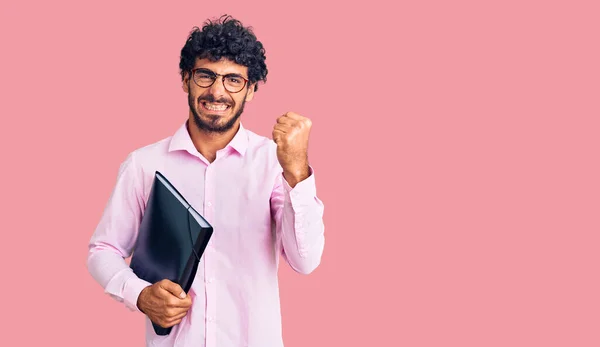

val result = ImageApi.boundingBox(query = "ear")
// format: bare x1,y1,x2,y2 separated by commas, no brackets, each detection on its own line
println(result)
182,72,190,93
245,83,256,102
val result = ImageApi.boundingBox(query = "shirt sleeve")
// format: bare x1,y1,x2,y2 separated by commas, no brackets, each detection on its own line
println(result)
86,152,151,312
270,166,325,274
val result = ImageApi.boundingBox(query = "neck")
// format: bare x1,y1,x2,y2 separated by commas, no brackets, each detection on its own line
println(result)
187,117,240,163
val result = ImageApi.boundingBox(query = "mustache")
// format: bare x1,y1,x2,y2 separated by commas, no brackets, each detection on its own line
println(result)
198,94,233,105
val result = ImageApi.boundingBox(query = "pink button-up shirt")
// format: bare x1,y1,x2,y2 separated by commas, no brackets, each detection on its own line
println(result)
87,121,325,347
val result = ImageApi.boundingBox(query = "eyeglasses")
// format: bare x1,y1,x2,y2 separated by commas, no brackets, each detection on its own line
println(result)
191,68,249,93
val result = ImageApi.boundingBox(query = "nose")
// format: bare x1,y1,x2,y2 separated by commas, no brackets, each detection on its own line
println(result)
208,76,227,97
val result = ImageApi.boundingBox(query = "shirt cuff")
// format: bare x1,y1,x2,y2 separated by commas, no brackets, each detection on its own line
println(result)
122,276,152,312
282,166,317,203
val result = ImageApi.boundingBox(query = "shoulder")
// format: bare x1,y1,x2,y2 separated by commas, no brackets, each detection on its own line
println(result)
130,137,171,162
112,136,173,201
118,136,173,178
244,127,280,166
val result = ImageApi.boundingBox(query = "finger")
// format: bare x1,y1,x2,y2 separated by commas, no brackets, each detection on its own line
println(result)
182,295,192,307
168,310,189,322
166,295,193,308
166,318,183,328
272,127,286,137
159,318,182,328
273,123,293,133
283,112,303,120
166,305,190,317
166,307,180,317
277,116,296,126
172,295,192,308
283,114,311,130
272,129,286,143
159,280,186,299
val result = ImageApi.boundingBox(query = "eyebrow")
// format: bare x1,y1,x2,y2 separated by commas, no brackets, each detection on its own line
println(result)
195,68,246,78
224,73,245,78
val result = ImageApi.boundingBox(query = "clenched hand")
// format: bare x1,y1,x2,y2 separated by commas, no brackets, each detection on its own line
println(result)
137,279,193,328
272,112,312,187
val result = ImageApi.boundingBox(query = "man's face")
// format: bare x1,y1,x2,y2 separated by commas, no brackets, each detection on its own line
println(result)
183,58,255,133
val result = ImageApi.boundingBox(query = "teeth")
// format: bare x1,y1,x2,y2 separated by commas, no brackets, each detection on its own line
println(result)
203,102,229,111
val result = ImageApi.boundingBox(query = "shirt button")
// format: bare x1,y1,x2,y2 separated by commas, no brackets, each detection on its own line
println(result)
207,316,214,322
207,277,214,283
206,201,212,207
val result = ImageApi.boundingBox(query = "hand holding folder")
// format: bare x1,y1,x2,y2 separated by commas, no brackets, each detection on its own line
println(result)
129,171,213,336
136,278,192,330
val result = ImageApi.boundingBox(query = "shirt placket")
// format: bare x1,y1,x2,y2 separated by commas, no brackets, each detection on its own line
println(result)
203,164,217,347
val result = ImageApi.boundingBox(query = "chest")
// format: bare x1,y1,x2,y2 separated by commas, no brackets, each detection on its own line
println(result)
141,154,277,233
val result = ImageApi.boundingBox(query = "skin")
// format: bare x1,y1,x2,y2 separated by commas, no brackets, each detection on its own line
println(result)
137,279,192,328
137,57,312,328
183,58,255,163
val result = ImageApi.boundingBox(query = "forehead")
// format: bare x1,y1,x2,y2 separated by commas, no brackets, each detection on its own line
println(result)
194,58,248,76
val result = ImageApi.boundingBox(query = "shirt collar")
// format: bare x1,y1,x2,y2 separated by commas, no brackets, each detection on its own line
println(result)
168,120,249,157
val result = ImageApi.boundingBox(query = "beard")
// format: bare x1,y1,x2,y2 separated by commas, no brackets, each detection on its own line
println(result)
189,92,247,134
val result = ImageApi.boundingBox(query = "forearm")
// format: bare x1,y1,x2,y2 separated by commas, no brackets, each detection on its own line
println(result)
87,245,151,312
277,170,325,274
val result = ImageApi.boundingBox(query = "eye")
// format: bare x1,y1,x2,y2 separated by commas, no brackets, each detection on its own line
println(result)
197,72,214,80
226,76,243,84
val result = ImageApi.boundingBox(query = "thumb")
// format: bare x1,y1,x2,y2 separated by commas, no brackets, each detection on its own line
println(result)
159,280,186,299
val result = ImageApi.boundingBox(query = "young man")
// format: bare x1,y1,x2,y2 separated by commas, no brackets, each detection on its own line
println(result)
87,15,325,347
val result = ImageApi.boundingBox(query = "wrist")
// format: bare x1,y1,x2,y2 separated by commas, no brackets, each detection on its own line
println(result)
137,286,149,313
283,164,310,188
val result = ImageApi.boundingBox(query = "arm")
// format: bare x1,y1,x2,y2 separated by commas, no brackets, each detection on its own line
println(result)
271,167,325,274
270,112,325,274
86,152,151,312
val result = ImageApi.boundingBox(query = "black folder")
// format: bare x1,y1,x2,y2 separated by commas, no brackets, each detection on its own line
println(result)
129,171,213,336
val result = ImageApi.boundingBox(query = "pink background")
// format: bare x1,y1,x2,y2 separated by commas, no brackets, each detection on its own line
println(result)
1,0,599,346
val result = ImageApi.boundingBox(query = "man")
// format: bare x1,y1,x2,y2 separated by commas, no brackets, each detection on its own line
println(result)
87,15,325,347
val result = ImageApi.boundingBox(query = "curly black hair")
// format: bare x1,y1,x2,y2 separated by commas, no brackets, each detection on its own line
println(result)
179,15,268,92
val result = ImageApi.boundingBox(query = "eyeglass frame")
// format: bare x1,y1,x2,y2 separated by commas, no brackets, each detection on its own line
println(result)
190,68,250,93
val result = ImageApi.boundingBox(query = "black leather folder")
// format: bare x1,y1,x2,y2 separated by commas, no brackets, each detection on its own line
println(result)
130,171,213,336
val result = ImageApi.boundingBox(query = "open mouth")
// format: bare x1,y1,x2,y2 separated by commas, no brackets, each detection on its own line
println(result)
200,101,231,113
